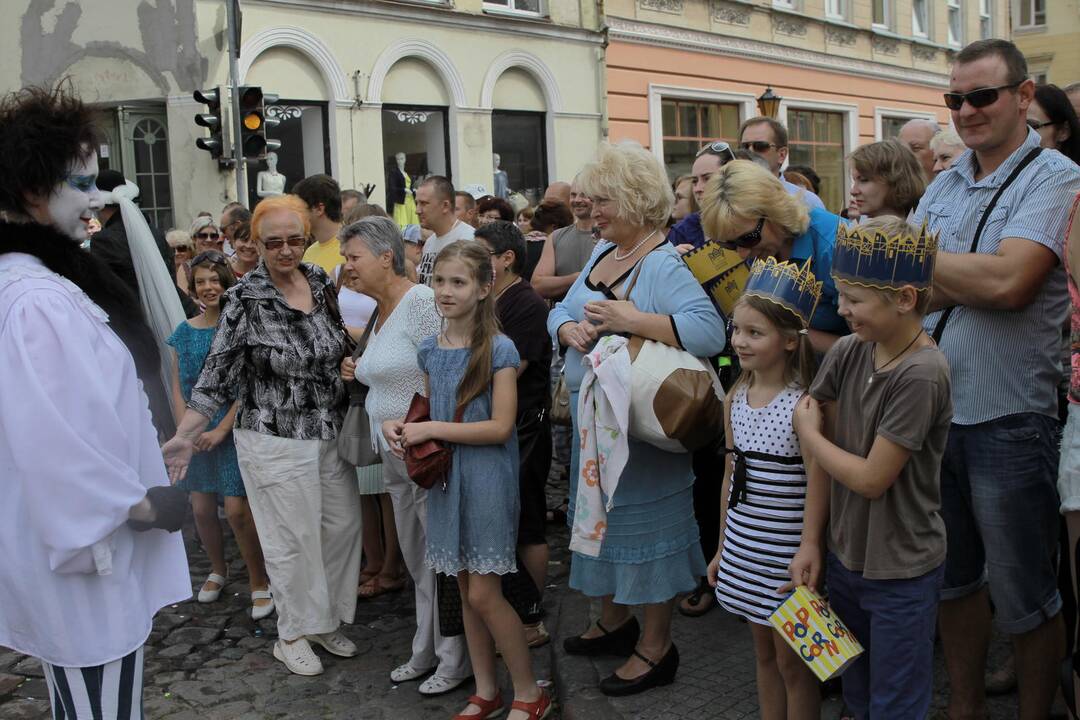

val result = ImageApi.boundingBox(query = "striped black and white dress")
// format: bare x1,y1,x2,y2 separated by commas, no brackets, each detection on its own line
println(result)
714,384,808,625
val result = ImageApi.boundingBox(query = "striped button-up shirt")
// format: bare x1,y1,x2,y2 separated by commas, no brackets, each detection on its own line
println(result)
913,128,1080,425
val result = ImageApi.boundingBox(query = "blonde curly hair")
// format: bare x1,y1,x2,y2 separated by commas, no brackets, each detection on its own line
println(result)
700,160,810,243
577,141,673,229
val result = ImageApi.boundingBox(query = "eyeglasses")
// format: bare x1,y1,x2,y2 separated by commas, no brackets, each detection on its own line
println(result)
1027,118,1061,131
943,82,1022,111
262,235,306,251
196,232,221,241
730,217,766,248
696,141,736,162
740,141,778,153
191,251,228,266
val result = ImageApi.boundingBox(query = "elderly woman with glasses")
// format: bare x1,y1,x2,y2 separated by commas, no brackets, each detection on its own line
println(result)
163,194,362,677
339,216,471,695
701,159,847,353
190,215,224,254
548,142,726,696
165,251,271,618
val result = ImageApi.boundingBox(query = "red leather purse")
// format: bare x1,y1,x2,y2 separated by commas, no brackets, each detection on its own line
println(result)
403,393,461,490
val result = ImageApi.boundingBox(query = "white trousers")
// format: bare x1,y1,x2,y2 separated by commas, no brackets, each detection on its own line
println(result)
234,429,362,641
381,449,470,678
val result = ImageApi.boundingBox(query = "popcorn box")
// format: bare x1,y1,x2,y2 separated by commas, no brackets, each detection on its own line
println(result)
682,241,750,317
768,586,864,681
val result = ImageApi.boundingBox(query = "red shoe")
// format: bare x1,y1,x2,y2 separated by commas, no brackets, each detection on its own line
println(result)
452,693,505,720
510,688,552,720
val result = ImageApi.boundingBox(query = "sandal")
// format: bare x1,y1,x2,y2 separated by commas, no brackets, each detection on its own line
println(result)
452,692,505,720
677,578,715,618
358,573,407,599
510,688,552,720
525,621,551,649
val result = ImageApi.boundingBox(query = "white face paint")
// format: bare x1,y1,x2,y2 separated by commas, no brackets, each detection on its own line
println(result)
46,152,103,241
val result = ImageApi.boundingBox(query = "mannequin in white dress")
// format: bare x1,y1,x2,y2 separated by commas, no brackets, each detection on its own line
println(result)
493,153,509,199
256,152,286,198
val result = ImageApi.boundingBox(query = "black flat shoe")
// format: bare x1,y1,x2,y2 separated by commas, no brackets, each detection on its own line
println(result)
599,644,679,697
563,616,640,657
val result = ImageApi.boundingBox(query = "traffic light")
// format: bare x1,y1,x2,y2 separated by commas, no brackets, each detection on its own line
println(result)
238,86,281,159
193,87,226,158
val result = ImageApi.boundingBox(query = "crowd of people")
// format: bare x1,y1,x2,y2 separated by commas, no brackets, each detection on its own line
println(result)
3,37,1080,720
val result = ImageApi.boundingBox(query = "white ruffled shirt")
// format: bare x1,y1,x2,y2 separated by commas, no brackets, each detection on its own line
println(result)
0,253,190,667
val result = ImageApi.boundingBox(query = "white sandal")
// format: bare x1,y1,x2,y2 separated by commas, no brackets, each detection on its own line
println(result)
390,662,434,684
197,573,227,603
273,638,324,676
251,588,275,621
418,673,472,696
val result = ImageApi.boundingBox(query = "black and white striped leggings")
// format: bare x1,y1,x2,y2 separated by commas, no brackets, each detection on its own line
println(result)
40,646,144,720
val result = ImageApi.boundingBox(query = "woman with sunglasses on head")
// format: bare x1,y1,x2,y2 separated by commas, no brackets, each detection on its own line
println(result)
549,142,727,697
163,194,363,677
166,251,272,617
190,215,224,254
1029,84,1080,165
667,141,737,254
701,159,848,354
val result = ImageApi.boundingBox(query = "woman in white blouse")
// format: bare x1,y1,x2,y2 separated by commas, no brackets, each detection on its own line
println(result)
340,216,471,695
0,83,190,719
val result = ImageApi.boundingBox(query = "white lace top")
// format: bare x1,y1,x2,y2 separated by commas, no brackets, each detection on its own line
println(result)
356,283,441,450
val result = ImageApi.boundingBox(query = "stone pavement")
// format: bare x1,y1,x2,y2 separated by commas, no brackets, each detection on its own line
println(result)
0,469,1041,718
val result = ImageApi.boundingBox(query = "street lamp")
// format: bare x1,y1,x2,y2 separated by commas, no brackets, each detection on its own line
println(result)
757,87,782,118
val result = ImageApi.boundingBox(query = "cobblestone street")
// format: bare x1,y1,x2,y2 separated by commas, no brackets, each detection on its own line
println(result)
0,473,1035,718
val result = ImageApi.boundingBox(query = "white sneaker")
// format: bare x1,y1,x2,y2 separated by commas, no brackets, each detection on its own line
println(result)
419,673,472,696
273,638,324,676
390,662,434,683
308,630,358,658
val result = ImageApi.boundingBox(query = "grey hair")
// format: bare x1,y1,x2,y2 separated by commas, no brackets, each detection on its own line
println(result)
901,118,941,135
189,215,218,238
930,128,965,153
340,215,406,276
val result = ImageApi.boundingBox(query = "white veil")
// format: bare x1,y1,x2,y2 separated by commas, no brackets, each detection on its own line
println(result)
98,181,186,406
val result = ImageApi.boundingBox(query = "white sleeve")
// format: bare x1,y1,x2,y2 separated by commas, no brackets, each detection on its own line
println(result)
405,290,442,347
0,288,148,573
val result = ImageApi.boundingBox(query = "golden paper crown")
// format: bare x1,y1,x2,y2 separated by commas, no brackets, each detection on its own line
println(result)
832,221,939,291
743,257,823,327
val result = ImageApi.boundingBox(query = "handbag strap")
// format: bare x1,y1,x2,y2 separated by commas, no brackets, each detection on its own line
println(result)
931,146,1043,344
352,307,379,361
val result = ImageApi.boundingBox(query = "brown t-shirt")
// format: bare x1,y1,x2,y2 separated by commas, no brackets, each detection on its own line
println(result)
810,334,952,580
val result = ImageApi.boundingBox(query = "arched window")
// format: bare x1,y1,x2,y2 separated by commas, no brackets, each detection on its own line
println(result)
131,118,173,229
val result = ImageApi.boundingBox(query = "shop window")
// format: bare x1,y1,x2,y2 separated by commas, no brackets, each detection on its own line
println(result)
881,116,909,139
380,105,451,198
247,101,330,209
787,109,845,213
660,98,740,182
1017,0,1045,27
492,111,547,205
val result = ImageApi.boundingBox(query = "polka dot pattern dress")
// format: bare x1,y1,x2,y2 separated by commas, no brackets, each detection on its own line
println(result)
714,385,808,625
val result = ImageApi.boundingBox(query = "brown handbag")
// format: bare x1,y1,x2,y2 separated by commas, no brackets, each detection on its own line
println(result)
403,393,463,490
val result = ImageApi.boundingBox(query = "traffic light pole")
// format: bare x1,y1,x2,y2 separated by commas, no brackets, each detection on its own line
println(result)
226,0,246,207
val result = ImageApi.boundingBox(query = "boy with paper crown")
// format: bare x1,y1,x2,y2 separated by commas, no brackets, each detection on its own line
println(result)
791,216,953,719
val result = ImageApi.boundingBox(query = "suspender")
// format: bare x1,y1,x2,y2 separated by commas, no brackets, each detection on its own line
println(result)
930,147,1043,344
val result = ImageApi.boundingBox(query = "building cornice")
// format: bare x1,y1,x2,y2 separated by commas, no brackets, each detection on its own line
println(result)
245,0,604,46
606,16,950,88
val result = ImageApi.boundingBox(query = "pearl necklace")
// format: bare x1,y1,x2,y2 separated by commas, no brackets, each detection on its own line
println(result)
613,230,658,261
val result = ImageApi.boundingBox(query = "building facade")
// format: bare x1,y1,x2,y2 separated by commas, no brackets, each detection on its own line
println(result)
3,0,604,229
1010,0,1080,86
603,0,1009,212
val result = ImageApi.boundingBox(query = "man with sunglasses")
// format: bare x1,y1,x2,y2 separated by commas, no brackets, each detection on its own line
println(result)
739,117,825,210
913,38,1080,720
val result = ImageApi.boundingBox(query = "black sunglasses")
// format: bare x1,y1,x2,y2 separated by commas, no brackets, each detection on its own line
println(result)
196,231,221,240
262,236,307,251
740,140,778,153
726,217,767,249
696,141,736,162
1027,118,1061,131
943,82,1022,111
191,251,228,266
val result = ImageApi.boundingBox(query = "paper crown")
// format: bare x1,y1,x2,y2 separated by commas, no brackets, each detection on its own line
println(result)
743,257,822,327
832,221,939,291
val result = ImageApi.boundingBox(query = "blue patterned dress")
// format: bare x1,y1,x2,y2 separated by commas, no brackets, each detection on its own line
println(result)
166,321,245,497
418,334,521,575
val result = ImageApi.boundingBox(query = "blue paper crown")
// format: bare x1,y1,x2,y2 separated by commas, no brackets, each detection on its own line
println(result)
832,221,939,291
743,257,822,327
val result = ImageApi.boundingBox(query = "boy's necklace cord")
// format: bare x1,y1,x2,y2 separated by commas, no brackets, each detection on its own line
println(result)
870,329,925,384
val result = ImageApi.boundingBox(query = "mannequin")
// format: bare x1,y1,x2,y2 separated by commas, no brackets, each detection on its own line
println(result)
256,152,286,198
493,152,509,199
387,151,419,228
